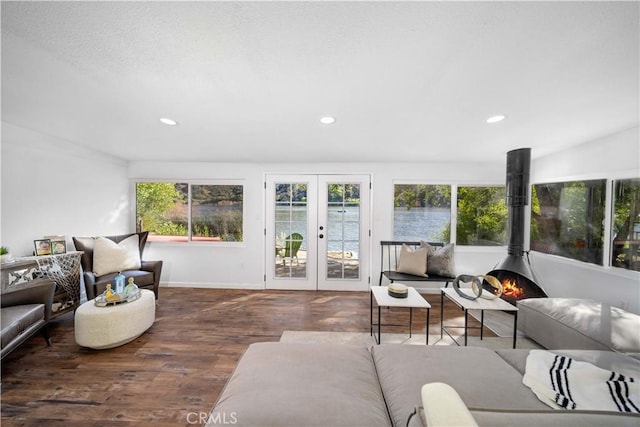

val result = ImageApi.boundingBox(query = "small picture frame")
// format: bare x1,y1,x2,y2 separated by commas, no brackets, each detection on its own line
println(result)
34,239,52,256
45,235,66,255
51,239,67,255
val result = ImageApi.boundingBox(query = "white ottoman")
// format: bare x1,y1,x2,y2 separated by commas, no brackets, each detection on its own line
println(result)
75,289,156,349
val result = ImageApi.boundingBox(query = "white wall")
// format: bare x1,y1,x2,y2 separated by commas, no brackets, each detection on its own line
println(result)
129,162,266,289
132,127,640,312
530,126,640,313
1,122,130,256
129,161,508,292
1,123,507,291
3,121,638,313
534,126,639,182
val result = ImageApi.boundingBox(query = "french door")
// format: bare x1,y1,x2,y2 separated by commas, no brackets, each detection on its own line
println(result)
265,174,371,291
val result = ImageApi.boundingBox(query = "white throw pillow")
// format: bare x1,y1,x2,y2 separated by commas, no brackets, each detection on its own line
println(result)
93,235,141,276
396,244,428,277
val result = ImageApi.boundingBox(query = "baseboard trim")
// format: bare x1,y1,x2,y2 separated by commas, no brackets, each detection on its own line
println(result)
159,282,265,290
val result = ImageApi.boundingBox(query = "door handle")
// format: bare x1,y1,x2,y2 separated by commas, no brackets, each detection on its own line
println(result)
319,234,324,239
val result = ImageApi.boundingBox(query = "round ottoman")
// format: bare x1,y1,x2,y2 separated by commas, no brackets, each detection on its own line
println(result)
75,289,156,349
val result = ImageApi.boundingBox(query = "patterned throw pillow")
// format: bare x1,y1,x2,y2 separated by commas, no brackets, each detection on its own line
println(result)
421,242,455,277
396,244,428,277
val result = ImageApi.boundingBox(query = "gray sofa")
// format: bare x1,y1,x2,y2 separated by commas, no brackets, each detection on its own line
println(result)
517,297,640,353
1,278,55,360
208,343,639,427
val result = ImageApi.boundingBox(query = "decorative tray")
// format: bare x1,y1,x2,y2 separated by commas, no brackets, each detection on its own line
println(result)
94,288,141,307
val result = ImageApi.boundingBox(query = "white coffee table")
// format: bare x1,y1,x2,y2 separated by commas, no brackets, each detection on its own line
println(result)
440,287,519,348
370,285,431,345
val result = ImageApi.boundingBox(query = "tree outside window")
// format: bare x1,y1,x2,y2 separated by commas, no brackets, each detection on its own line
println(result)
456,186,507,246
136,182,188,241
611,178,640,271
530,180,605,265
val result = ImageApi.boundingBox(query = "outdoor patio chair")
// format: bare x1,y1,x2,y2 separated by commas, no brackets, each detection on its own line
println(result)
281,233,303,266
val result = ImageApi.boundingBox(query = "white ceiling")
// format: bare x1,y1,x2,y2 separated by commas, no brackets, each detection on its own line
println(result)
1,1,638,163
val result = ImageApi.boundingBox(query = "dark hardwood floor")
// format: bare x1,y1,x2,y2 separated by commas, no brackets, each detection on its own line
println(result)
1,287,487,426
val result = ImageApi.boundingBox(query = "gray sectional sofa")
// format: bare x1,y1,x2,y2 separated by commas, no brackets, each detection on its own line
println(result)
208,342,639,427
517,297,640,354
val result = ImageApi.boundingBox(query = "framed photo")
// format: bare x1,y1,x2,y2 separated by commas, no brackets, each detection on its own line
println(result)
34,239,52,256
51,239,67,255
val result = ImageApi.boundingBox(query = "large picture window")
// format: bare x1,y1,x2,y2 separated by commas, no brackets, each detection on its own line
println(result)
456,186,507,246
393,184,451,242
530,179,605,265
611,178,640,271
136,181,244,242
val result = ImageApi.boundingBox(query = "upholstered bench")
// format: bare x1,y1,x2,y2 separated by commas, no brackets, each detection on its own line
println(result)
74,289,155,349
517,297,640,353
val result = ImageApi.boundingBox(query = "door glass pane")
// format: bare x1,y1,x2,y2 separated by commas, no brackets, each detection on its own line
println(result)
326,183,360,279
274,183,307,278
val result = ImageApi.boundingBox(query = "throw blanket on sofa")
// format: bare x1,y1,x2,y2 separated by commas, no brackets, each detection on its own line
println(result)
523,350,640,413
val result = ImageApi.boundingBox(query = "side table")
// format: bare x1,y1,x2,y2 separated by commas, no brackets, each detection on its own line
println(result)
440,287,519,348
370,285,431,345
1,251,83,318
1,258,40,289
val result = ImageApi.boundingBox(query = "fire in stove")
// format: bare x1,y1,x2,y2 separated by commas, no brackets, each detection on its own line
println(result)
501,278,525,299
483,270,547,305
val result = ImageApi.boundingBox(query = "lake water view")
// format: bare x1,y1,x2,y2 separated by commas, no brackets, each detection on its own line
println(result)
394,206,450,242
275,206,450,253
276,206,361,253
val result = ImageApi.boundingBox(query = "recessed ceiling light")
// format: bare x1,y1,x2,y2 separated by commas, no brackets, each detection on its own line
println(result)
320,116,336,125
160,117,178,126
486,115,506,124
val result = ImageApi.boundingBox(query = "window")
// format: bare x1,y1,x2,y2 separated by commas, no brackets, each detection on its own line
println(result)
136,182,243,242
530,180,606,265
611,178,640,271
393,184,451,242
456,186,507,246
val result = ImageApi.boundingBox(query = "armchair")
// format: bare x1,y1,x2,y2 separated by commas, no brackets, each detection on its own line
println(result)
1,278,55,360
72,232,162,300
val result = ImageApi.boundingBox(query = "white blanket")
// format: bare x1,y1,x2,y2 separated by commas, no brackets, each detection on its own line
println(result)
523,350,640,413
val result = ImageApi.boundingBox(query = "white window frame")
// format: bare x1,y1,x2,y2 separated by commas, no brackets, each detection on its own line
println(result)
131,179,246,246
